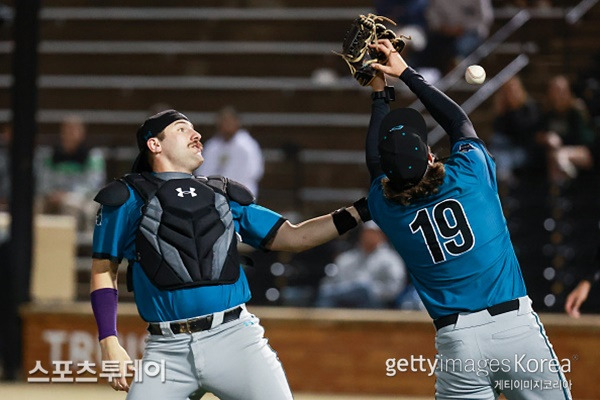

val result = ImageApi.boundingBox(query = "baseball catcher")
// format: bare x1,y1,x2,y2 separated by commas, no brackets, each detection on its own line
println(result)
337,14,410,86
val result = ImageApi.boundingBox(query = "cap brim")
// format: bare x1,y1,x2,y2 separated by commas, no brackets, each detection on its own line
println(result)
379,108,427,144
131,150,152,173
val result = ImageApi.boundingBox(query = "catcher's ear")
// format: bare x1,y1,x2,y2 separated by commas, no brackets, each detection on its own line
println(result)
147,137,162,154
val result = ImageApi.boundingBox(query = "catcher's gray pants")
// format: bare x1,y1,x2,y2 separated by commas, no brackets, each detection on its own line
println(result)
435,296,572,400
127,305,293,400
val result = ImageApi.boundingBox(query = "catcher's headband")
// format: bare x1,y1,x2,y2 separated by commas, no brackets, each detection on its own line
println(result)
378,108,429,189
132,109,190,173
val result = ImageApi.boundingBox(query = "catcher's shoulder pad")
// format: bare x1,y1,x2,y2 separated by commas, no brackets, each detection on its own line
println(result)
206,175,255,205
226,179,255,205
94,179,130,207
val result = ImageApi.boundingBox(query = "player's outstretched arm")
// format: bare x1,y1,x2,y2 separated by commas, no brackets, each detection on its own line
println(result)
371,39,477,144
266,199,370,252
90,259,133,392
365,72,390,182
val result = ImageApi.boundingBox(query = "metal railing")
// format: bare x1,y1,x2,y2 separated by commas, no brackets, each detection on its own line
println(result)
566,0,599,24
412,9,531,103
417,0,597,145
428,54,530,145
410,0,597,109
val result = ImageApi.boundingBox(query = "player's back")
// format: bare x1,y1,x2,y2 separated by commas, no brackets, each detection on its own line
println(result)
369,139,527,319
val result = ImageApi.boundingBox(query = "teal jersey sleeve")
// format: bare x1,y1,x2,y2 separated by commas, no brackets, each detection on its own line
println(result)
92,184,286,322
230,201,286,250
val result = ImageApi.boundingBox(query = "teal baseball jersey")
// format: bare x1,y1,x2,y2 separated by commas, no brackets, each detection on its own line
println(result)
369,139,527,319
93,173,285,322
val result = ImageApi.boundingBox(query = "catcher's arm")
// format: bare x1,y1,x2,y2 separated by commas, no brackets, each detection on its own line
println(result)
90,259,133,392
371,40,477,145
267,204,364,253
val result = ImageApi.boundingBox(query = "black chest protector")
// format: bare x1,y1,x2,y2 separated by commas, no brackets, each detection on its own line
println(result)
118,172,254,291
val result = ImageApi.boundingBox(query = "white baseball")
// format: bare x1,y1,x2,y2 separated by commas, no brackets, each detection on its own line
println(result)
465,65,486,85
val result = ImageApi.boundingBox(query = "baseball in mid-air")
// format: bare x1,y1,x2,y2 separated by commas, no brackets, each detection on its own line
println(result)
465,65,486,85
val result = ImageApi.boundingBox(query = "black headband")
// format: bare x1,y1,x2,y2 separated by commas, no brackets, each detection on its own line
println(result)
136,109,189,150
132,109,189,173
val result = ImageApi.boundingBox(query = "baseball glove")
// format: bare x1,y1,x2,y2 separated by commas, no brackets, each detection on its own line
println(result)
337,14,410,86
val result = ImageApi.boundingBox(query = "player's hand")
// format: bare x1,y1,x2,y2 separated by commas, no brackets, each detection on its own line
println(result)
565,280,591,318
369,39,409,78
100,336,134,392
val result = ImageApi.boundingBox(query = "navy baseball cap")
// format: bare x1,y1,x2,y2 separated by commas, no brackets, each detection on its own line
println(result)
132,109,189,173
378,108,429,189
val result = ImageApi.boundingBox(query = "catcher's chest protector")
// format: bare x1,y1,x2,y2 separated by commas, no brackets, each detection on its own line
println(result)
123,173,240,290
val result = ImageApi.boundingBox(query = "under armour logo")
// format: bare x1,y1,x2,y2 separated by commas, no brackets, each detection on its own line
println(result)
176,187,197,197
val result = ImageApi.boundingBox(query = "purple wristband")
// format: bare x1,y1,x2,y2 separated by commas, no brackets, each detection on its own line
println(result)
91,288,118,341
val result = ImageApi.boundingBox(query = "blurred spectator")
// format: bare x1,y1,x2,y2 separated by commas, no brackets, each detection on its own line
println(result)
395,283,426,310
565,242,600,318
422,0,494,74
374,0,428,30
0,123,10,211
0,123,11,381
0,2,11,28
315,221,407,308
490,76,544,182
374,0,430,69
37,115,106,233
194,106,264,197
536,75,596,184
574,50,600,130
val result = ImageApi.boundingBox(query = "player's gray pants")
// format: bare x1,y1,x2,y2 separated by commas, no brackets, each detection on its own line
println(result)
126,305,293,400
434,296,571,400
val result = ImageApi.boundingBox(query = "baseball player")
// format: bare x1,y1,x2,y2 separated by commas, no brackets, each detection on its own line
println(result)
565,242,600,317
362,40,572,399
90,110,370,399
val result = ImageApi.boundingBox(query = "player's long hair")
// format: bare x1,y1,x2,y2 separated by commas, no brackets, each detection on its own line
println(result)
381,160,446,205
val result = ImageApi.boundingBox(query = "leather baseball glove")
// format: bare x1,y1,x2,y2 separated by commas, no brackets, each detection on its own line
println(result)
337,14,410,86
